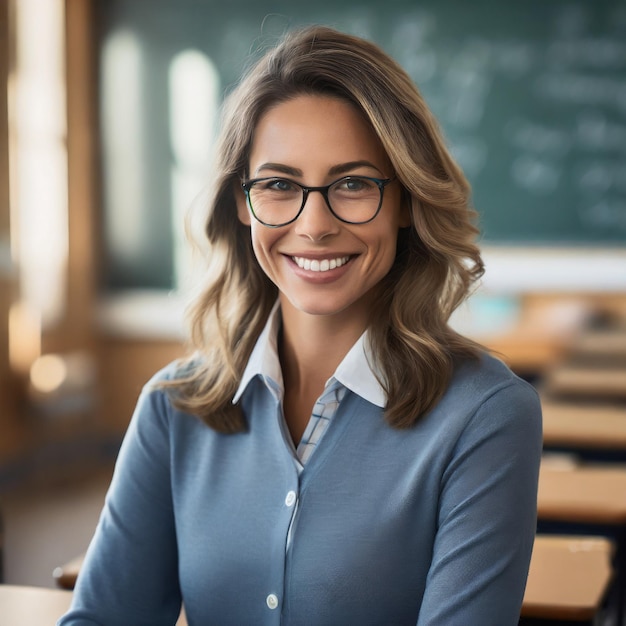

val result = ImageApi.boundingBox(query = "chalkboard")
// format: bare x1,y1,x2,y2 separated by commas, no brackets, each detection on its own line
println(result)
96,0,626,288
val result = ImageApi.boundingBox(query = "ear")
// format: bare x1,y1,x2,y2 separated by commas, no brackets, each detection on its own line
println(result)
234,181,252,226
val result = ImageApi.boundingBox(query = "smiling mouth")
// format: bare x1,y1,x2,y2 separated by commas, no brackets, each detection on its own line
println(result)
291,255,351,272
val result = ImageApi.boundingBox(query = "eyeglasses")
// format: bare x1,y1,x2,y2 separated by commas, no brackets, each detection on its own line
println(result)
241,175,395,228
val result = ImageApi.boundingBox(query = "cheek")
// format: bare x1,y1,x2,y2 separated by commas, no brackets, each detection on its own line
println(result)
383,243,399,274
249,225,281,271
249,230,266,265
369,229,401,281
375,225,401,261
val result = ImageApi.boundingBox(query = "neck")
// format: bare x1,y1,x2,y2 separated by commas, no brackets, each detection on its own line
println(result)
278,297,368,394
277,298,368,445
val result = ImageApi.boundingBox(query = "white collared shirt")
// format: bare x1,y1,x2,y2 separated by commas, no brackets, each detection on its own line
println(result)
232,301,386,466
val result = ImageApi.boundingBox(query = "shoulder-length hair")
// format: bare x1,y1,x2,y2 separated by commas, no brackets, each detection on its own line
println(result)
164,25,485,432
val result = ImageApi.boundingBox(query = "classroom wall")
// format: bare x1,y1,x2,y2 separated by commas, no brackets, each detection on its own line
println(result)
2,0,625,472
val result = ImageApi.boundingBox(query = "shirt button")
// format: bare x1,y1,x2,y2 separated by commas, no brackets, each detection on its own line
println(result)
285,490,297,507
266,593,279,610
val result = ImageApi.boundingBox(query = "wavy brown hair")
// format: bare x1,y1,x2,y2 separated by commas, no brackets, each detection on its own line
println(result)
164,25,485,432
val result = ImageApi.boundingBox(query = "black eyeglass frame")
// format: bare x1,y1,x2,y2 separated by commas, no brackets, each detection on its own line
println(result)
241,175,396,228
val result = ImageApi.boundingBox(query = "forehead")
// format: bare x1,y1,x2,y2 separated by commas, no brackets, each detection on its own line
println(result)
249,94,390,172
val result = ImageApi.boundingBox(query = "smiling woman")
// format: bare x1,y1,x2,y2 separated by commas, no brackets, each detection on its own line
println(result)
59,25,542,626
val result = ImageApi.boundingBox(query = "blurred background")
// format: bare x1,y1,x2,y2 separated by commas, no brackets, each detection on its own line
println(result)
0,0,625,592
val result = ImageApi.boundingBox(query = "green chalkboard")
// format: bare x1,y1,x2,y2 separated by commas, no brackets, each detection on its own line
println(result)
96,0,626,288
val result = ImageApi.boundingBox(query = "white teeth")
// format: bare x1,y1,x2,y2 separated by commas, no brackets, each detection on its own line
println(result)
293,256,350,272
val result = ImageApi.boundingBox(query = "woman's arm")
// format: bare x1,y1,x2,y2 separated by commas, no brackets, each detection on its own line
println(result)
57,373,182,626
417,380,543,626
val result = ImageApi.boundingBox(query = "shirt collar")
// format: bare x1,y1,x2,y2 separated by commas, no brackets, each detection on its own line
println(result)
232,301,386,408
334,332,386,408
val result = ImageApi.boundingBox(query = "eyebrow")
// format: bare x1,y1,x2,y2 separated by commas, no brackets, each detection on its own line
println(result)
329,161,385,176
254,163,302,177
253,160,385,178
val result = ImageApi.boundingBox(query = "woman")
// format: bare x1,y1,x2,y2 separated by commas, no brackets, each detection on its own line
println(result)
59,25,542,626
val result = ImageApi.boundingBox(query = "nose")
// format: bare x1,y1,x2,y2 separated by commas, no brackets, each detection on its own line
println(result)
294,189,340,241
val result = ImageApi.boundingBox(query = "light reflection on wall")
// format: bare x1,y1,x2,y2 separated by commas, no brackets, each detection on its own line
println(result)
9,0,67,339
100,29,146,272
168,50,220,293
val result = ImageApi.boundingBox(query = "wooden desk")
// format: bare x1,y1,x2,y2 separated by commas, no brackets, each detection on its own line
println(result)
570,329,626,361
521,535,614,622
476,294,599,375
0,584,73,623
537,463,626,525
541,401,626,451
537,462,626,624
486,332,572,375
542,366,626,400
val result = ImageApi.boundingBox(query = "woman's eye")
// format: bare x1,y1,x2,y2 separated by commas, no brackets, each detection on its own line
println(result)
267,179,295,192
347,179,365,191
336,177,374,192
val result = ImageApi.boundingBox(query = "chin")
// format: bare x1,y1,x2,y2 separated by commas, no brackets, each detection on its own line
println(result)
284,294,366,320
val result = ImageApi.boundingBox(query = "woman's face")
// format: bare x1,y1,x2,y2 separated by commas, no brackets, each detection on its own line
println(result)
236,94,409,324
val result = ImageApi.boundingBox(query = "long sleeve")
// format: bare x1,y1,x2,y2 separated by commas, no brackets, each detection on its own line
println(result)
57,378,182,626
416,380,543,625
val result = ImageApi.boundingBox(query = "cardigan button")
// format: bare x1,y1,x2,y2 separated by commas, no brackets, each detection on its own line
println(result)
285,490,297,507
266,594,279,610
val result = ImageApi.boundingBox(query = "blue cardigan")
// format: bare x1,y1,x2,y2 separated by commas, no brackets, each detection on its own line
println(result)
59,353,542,625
